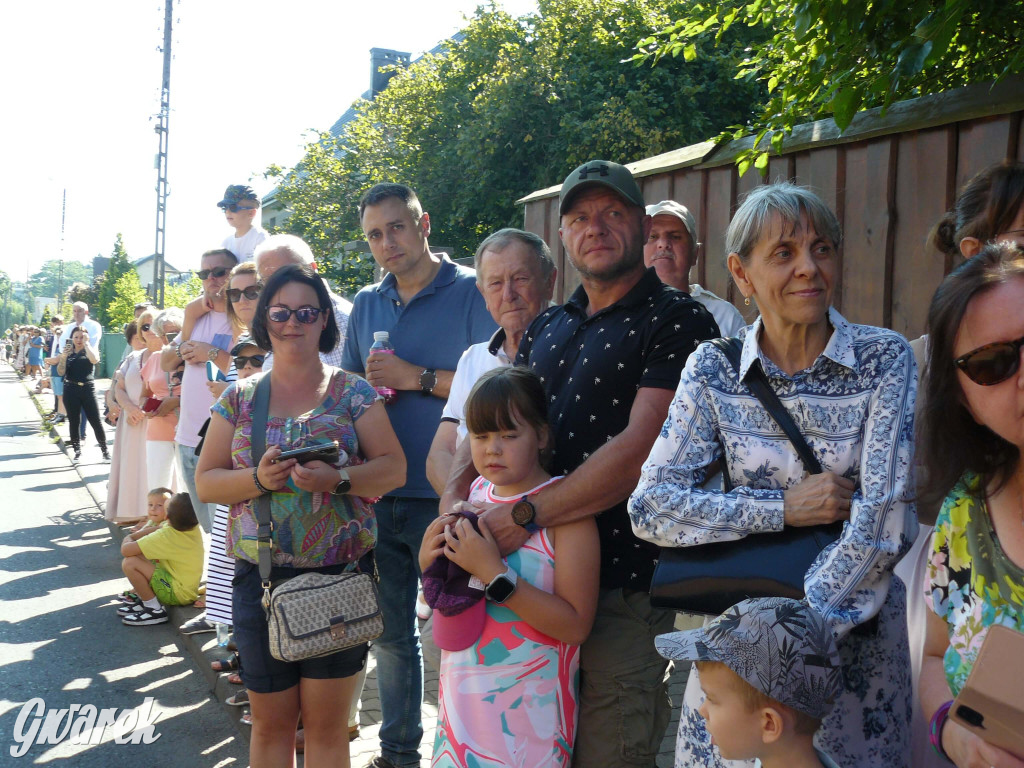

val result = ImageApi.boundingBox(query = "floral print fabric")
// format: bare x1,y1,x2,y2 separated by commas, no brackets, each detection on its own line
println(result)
925,471,1024,696
213,369,379,568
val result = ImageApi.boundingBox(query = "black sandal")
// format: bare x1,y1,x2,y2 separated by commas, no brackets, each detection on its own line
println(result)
211,654,239,672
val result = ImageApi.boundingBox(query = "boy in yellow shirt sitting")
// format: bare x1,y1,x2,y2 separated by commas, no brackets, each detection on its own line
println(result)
119,492,204,626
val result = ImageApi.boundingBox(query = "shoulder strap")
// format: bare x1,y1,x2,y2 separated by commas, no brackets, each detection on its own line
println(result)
711,337,823,475
250,374,275,589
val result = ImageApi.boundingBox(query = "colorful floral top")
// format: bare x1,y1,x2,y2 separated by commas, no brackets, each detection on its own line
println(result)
925,471,1024,696
213,369,380,568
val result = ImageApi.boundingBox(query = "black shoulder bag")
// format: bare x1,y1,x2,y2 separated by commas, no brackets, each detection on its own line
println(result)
648,337,843,615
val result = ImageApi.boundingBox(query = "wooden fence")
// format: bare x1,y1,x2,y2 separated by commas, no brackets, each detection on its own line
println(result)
518,76,1024,339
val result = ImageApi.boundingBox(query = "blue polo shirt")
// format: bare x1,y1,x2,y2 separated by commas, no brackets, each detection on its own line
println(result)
342,255,497,498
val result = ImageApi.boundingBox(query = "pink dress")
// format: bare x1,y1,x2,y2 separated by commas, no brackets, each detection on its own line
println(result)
431,476,579,768
105,351,150,522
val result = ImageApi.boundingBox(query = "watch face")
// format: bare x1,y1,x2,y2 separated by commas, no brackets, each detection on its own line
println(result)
511,499,535,527
487,574,516,603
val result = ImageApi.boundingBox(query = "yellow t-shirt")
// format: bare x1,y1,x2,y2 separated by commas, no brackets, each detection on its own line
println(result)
137,525,204,603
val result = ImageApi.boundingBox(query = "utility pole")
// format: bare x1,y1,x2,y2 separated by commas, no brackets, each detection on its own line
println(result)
56,188,66,313
152,0,173,308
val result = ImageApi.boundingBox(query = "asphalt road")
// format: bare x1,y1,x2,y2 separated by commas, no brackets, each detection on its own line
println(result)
0,365,248,767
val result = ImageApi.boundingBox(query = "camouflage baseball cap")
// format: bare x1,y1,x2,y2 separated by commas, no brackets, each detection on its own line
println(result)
559,160,644,214
654,597,844,719
218,185,258,208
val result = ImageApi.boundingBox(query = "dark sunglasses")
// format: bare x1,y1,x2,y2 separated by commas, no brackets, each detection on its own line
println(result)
955,334,1024,386
197,266,231,280
234,354,266,369
140,323,151,332
226,285,262,303
218,203,257,213
267,305,326,324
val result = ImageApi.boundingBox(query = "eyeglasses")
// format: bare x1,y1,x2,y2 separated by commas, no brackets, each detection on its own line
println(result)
218,203,257,213
266,305,326,324
197,266,231,280
955,334,1024,385
163,331,179,341
226,285,262,303
140,323,151,332
233,354,266,369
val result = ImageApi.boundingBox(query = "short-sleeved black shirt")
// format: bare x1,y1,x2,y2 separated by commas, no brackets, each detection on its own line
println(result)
517,267,720,590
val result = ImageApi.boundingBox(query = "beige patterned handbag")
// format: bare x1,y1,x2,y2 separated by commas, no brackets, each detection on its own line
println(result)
266,571,383,662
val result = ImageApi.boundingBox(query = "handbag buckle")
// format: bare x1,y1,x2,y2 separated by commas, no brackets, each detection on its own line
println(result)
329,620,347,641
261,580,273,615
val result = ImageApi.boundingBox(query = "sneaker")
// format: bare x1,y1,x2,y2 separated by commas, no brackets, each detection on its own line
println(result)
179,614,215,635
51,414,66,424
117,602,146,615
100,446,111,462
364,757,403,768
121,606,168,626
72,447,81,462
116,590,140,604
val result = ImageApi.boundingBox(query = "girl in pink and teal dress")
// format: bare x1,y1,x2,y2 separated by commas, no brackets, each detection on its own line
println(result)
419,366,600,768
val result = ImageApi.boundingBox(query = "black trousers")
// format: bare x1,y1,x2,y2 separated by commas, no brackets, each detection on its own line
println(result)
63,380,106,450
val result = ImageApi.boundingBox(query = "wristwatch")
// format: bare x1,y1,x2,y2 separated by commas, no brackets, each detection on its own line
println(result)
419,368,437,394
485,567,518,604
332,468,352,495
511,496,542,534
207,347,219,362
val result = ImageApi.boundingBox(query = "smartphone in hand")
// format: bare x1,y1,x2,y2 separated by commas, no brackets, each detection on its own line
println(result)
205,360,226,382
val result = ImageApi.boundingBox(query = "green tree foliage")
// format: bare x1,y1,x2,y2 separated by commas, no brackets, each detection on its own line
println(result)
162,272,202,311
95,234,133,325
634,0,1024,175
267,0,764,281
28,260,91,303
106,271,150,327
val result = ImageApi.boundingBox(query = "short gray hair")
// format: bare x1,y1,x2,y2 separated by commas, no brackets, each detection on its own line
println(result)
473,228,555,281
153,307,185,336
254,234,315,267
726,182,841,262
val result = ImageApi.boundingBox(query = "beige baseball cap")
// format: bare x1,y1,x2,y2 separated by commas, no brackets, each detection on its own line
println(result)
646,200,698,243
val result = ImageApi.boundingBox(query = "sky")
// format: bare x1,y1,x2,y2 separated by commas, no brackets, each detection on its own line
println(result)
0,0,537,287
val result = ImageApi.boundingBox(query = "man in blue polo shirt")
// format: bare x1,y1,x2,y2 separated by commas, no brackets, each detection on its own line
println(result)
343,182,496,768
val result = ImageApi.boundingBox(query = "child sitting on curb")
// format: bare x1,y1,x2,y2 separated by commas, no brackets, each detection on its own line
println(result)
125,487,172,536
655,597,845,768
118,492,204,626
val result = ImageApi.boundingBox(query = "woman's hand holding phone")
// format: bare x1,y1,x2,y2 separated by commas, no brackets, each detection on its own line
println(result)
256,446,296,492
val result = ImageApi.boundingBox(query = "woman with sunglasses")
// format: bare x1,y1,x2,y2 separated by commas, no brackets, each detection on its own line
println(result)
140,307,184,493
60,326,110,463
107,317,155,524
919,242,1024,768
629,183,917,767
196,263,405,768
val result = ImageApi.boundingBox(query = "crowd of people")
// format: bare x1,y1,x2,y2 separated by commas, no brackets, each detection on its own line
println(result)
7,159,1024,768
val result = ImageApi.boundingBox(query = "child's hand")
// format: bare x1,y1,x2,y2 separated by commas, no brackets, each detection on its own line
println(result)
443,516,505,584
419,514,455,573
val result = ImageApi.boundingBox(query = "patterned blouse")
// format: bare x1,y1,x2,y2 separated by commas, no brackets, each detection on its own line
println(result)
629,307,918,638
925,472,1024,696
213,369,380,568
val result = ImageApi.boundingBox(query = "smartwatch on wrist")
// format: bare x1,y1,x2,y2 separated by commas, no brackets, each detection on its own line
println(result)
419,368,437,394
511,496,541,534
332,468,352,495
485,567,518,604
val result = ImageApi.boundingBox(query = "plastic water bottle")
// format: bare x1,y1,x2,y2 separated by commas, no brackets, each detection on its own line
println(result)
216,622,231,647
369,331,398,404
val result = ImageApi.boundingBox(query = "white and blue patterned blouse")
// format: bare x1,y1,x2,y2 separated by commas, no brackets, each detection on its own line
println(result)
629,307,918,640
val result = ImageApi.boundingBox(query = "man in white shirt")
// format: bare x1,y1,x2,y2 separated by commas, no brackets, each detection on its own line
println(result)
645,200,747,336
253,233,352,372
218,185,267,260
425,228,556,494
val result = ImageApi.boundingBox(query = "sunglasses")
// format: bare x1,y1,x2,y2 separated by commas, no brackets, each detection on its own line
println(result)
219,203,257,213
955,334,1024,386
140,323,151,332
226,285,262,303
197,266,231,280
267,305,326,324
233,354,266,369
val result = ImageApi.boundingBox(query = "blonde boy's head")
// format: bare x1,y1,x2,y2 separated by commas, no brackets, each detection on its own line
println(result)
146,488,173,523
695,659,821,734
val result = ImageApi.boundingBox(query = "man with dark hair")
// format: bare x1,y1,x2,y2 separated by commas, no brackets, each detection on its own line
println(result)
218,184,267,260
344,182,496,768
441,161,720,767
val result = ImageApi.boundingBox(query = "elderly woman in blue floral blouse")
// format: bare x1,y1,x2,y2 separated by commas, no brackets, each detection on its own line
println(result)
629,183,918,768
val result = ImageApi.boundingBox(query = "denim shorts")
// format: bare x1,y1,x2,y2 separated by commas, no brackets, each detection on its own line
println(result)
232,559,370,693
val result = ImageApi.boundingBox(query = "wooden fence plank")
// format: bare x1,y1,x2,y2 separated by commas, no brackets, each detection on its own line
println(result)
956,116,1012,190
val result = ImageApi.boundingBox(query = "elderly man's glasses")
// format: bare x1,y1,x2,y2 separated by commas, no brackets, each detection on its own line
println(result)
267,305,325,324
233,355,266,369
218,203,257,213
955,334,1024,385
226,285,262,303
197,266,231,280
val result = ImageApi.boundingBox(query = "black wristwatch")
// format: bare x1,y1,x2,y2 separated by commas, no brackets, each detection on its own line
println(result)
331,469,352,495
485,568,518,604
511,496,541,534
419,368,437,394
